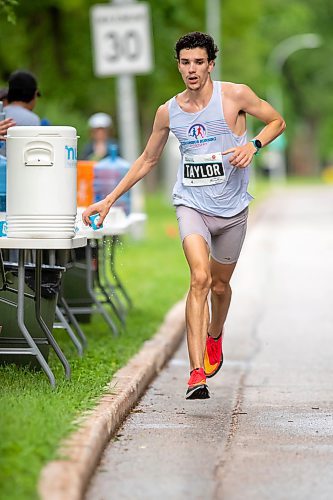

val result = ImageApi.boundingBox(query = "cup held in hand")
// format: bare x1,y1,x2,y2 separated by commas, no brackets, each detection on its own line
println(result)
89,213,103,230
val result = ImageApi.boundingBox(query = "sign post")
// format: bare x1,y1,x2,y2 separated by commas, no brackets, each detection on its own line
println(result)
90,1,153,215
206,0,221,79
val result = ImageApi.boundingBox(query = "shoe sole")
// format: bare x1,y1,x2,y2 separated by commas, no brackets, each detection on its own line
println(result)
186,384,210,400
205,353,224,379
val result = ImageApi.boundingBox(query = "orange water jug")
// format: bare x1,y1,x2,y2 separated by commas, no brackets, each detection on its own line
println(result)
77,160,95,207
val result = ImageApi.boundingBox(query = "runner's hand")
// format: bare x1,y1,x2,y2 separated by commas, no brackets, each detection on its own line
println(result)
0,118,16,140
82,199,111,227
222,142,257,168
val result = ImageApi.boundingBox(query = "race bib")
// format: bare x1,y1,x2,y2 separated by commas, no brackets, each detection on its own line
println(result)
182,152,225,186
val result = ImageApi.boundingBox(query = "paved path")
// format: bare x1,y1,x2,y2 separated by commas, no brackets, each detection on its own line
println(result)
86,186,333,500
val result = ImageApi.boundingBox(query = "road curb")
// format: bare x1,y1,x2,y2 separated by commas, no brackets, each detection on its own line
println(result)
38,298,186,500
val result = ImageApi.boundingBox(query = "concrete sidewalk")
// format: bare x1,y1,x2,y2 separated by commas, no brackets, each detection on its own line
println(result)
86,185,333,500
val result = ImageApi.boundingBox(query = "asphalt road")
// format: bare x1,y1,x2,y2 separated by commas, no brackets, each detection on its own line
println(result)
86,185,333,500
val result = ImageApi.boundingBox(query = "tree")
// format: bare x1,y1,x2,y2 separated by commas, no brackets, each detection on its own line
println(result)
0,0,17,24
0,0,331,172
257,0,333,172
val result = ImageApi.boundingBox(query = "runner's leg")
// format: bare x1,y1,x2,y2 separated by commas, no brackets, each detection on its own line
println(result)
182,234,211,370
208,208,248,337
209,258,237,338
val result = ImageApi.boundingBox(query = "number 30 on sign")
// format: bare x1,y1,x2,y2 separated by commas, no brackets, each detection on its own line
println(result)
90,3,154,76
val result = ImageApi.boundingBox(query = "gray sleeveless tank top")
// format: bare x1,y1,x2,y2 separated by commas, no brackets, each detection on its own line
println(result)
169,80,253,217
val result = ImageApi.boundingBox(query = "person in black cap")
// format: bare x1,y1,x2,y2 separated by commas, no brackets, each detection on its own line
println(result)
4,70,41,126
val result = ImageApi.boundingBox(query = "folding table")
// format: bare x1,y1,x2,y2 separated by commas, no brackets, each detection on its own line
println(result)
71,217,132,335
0,235,86,387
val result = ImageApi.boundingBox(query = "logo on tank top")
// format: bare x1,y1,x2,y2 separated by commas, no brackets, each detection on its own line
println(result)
188,124,206,140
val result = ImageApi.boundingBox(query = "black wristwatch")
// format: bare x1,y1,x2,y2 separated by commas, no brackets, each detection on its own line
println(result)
250,139,262,155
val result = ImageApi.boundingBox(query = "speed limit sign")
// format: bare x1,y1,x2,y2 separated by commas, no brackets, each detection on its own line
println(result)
90,3,154,76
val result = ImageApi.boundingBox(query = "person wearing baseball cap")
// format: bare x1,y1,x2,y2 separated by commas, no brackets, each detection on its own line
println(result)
5,70,41,126
80,112,118,160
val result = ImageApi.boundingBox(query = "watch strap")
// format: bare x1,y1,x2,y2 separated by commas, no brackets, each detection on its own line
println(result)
250,139,261,155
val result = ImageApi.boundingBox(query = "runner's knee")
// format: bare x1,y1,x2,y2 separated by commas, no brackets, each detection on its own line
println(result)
211,279,231,297
190,269,212,294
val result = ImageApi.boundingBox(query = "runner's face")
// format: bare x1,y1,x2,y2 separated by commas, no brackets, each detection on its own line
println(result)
178,48,214,90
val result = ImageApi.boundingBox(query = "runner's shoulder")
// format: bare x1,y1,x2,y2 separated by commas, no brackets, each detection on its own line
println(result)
221,81,253,100
154,102,170,128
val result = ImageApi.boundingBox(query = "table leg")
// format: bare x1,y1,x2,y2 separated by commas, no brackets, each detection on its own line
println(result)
35,249,71,379
48,249,56,266
16,249,57,387
58,295,88,348
0,249,6,288
55,305,83,356
101,237,126,322
86,241,118,335
96,239,125,327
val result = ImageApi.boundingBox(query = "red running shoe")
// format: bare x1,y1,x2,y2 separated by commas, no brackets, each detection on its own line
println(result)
186,367,210,400
204,331,223,378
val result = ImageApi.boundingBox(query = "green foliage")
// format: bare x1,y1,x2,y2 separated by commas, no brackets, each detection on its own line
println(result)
0,0,332,164
0,0,18,24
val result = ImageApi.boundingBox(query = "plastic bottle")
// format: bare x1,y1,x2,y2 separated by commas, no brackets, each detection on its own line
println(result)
93,144,131,214
0,154,6,212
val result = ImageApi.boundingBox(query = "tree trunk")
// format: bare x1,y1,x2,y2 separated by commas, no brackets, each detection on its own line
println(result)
288,118,320,176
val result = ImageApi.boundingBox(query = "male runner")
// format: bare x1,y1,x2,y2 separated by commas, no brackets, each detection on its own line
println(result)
83,32,286,400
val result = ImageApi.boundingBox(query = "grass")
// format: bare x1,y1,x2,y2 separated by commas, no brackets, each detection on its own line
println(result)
0,193,189,500
0,176,308,499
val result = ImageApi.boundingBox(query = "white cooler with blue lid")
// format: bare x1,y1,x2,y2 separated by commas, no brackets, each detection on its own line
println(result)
6,126,78,238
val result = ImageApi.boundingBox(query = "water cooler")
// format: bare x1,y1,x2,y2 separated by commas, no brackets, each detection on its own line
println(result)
6,126,78,238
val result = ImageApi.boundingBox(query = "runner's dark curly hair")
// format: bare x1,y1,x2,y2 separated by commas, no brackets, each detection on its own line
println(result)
175,32,219,62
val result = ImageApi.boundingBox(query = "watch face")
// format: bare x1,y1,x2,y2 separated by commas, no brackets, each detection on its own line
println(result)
254,139,262,148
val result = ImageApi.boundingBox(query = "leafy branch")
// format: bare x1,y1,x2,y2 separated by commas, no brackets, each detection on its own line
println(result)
0,0,18,24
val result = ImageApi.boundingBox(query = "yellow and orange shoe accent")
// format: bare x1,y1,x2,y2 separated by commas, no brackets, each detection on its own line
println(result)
204,331,223,378
186,367,210,400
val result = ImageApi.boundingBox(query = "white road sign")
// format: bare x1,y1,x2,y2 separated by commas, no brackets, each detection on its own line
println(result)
90,3,153,76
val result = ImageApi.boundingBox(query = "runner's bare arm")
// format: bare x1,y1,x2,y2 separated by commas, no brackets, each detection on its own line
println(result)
0,118,16,140
222,84,286,168
82,104,170,226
